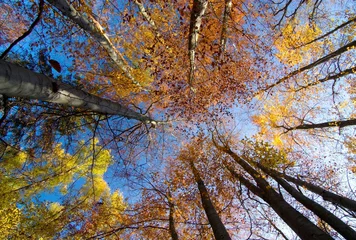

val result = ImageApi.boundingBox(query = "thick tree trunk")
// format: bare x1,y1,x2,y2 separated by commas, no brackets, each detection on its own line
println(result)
189,161,231,240
225,164,333,240
267,167,356,212
47,0,143,88
0,61,153,122
215,144,333,240
257,163,356,239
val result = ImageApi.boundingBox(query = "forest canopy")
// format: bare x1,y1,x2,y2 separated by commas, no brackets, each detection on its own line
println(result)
0,0,356,239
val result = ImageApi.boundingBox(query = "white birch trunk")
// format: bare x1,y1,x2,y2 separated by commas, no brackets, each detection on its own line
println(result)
47,0,143,89
0,61,153,122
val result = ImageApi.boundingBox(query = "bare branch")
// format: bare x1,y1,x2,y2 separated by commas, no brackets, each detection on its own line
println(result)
281,118,356,131
0,0,44,59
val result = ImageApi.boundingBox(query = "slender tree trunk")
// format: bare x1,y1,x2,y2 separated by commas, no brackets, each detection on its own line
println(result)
47,0,143,88
188,0,208,88
189,161,231,240
257,163,356,239
215,143,333,240
167,191,179,240
266,167,356,212
0,61,153,123
264,40,356,91
219,0,232,58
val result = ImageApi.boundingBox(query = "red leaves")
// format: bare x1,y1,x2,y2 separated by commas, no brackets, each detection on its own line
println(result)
49,59,61,73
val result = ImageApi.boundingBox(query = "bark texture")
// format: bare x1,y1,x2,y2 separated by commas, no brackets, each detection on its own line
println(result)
188,0,208,88
47,0,143,88
0,61,153,122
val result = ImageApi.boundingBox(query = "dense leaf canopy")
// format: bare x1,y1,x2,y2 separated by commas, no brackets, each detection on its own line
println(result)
0,0,355,239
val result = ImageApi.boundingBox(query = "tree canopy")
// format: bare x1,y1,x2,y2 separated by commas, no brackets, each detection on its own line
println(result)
1,0,356,239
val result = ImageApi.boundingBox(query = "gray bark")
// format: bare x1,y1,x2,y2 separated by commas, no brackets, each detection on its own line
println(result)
219,0,232,58
0,61,153,122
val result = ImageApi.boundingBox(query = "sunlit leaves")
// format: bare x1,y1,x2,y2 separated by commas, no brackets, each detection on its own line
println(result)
275,20,323,66
242,139,291,168
0,139,126,238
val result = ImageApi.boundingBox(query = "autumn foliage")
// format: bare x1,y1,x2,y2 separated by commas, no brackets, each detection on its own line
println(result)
1,0,356,239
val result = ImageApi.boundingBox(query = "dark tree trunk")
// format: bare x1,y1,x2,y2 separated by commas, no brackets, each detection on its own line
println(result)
167,191,179,240
225,165,333,240
189,161,231,240
257,163,356,240
216,144,333,240
266,167,356,212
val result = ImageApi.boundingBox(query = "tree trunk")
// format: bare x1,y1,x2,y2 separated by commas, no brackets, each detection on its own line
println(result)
189,161,231,240
257,163,356,239
0,61,153,123
225,164,333,240
167,191,179,240
47,0,143,88
267,167,356,212
215,144,333,240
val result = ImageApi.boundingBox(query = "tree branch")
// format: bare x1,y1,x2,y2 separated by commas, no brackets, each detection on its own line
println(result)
281,118,356,131
264,40,356,92
0,0,44,59
0,61,154,123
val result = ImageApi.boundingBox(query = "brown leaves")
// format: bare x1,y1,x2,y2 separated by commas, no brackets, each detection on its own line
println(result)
49,59,61,73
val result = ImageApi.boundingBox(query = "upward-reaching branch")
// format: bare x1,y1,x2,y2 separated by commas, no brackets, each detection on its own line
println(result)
188,0,208,89
132,0,161,39
0,61,154,123
47,0,144,89
294,16,356,48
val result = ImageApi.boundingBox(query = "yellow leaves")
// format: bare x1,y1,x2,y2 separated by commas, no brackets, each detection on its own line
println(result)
0,206,21,236
0,138,126,238
275,20,323,66
48,202,64,216
243,139,290,168
345,137,356,175
272,135,283,147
